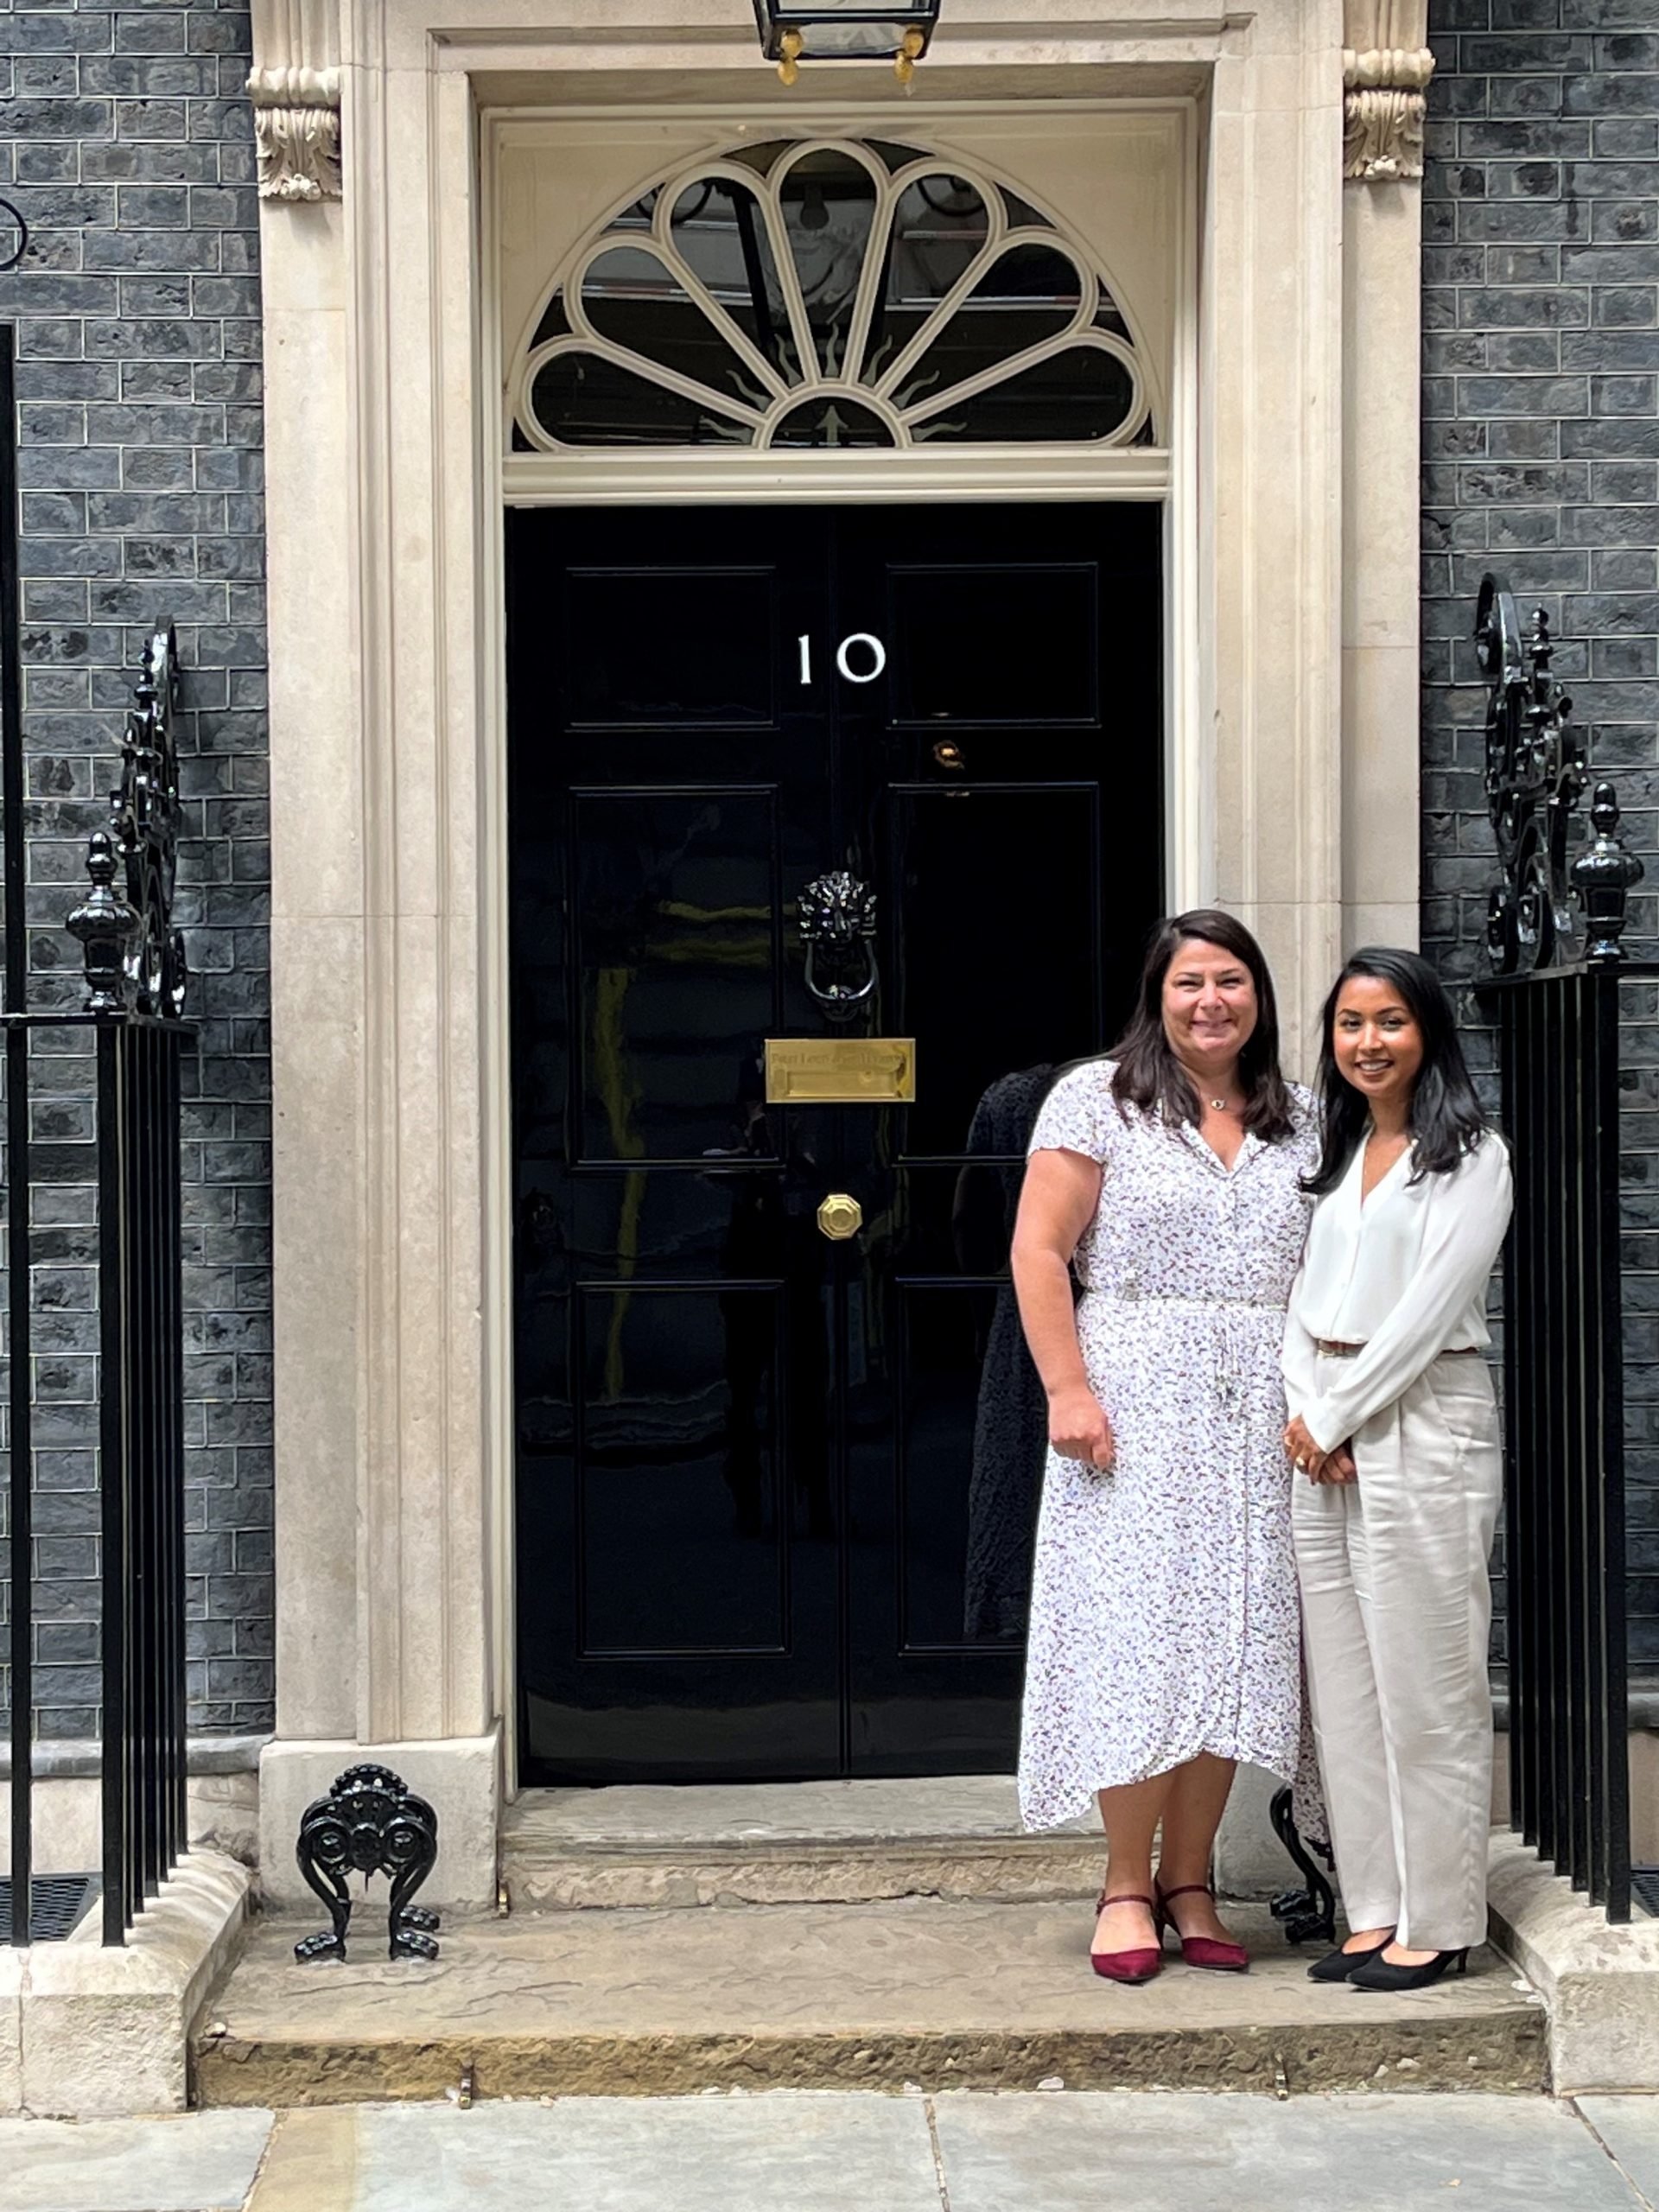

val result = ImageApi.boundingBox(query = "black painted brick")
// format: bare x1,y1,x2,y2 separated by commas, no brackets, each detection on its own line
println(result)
1427,2,1659,1672
0,0,270,1742
5,0,1654,1738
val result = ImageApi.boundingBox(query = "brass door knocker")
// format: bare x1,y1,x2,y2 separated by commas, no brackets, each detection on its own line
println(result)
798,870,878,1022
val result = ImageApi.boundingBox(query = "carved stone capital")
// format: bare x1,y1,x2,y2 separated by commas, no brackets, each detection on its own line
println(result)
249,1,342,202
1343,48,1435,181
1342,3,1433,182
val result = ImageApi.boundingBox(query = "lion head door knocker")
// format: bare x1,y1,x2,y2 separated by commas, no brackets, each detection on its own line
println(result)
798,870,878,1022
293,1764,442,1962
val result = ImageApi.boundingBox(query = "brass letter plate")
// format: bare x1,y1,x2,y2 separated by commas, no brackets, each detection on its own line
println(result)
765,1037,916,1105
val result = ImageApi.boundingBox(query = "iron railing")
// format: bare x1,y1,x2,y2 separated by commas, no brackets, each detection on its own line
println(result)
1474,572,1644,1921
1,318,191,1943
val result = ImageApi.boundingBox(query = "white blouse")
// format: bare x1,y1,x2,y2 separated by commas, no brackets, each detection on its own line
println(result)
1282,1131,1513,1454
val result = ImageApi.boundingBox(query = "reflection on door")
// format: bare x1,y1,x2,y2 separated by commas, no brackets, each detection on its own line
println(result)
509,503,1161,1783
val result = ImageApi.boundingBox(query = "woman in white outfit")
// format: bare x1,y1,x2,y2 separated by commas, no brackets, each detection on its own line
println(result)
1283,948,1512,1993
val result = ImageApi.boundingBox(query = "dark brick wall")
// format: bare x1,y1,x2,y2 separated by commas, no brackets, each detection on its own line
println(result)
0,0,271,1738
2,0,1653,1734
1421,1,1659,1670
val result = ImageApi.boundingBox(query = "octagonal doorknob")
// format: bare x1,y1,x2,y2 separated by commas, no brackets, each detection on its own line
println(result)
817,1192,863,1242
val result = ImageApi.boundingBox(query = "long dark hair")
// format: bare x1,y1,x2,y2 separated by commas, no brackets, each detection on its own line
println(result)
1109,909,1298,1144
1304,946,1491,1196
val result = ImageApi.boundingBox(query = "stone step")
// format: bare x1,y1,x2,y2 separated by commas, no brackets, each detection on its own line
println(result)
501,1778,1105,1911
193,1898,1548,2107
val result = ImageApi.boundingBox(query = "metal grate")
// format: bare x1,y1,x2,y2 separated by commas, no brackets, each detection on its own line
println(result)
0,1874,97,1943
1633,1868,1659,1920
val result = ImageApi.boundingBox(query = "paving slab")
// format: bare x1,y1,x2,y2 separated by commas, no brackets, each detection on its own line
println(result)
246,2094,942,2212
931,2090,1645,2212
194,1898,1546,2106
1579,2098,1659,2207
0,2108,272,2212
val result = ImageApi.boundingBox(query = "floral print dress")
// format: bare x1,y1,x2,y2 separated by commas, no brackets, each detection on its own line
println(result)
1017,1059,1319,1831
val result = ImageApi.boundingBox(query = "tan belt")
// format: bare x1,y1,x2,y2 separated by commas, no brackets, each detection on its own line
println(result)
1313,1338,1479,1359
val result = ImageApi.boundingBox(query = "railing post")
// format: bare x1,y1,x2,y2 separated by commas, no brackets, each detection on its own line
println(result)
1477,570,1640,1925
1587,960,1631,1920
98,1023,130,1942
0,312,35,1948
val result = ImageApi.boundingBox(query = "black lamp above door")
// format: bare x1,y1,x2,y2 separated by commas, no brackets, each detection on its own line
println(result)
752,3,941,85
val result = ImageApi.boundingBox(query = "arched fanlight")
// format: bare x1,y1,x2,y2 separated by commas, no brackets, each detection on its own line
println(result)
511,137,1155,458
752,3,941,86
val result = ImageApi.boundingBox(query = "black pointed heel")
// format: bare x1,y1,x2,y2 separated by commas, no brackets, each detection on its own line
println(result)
1305,1934,1392,1984
1348,1946,1470,1992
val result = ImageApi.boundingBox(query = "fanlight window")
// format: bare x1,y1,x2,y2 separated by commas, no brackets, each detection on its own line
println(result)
511,138,1154,454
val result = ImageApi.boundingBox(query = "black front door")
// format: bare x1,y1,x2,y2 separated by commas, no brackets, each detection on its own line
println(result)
510,501,1161,1783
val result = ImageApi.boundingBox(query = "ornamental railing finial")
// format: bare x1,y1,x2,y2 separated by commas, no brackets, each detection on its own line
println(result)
1574,784,1644,967
67,625,188,1017
1478,572,1642,973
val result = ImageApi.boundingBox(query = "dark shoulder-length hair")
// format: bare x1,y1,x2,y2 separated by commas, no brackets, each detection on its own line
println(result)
1108,908,1299,1144
1303,946,1492,1196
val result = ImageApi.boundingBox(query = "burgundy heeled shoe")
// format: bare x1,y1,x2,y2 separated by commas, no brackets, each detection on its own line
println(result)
1090,1891,1164,1985
1154,1881,1250,1973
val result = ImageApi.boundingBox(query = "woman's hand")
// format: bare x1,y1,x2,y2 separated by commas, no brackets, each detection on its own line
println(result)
1324,1444,1357,1484
1049,1385,1116,1471
1284,1414,1357,1485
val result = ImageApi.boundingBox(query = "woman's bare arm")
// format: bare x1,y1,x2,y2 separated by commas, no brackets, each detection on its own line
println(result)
1011,1147,1114,1468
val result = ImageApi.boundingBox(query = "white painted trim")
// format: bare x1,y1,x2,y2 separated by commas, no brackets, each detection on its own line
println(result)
1165,80,1201,912
479,89,517,1797
500,443,1171,504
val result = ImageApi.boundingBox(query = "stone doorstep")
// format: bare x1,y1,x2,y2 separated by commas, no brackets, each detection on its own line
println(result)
1488,1829,1659,2094
191,1897,1547,2108
505,1777,1101,1910
501,1772,1293,1910
505,1832,1109,1911
8,1849,251,2120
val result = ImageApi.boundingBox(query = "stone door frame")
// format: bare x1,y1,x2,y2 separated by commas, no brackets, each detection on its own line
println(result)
249,0,1426,1903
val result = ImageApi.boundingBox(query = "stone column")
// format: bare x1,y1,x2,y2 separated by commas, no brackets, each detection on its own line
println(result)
1205,0,1347,1071
1340,0,1433,953
254,0,500,1908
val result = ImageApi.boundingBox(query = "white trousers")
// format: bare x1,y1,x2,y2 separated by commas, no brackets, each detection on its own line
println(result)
1292,1351,1502,1952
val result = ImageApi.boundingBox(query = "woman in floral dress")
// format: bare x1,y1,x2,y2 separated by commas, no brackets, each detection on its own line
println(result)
1010,910,1319,1982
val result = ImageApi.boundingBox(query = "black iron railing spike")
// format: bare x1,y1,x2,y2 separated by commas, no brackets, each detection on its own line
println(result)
1479,570,1641,977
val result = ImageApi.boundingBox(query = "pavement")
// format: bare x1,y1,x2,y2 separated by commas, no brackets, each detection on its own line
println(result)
10,2091,1659,2212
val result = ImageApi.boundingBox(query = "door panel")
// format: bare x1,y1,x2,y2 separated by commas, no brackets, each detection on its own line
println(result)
887,784,1102,1158
575,1282,789,1655
571,788,782,1161
510,500,1160,1783
563,568,779,728
887,564,1099,728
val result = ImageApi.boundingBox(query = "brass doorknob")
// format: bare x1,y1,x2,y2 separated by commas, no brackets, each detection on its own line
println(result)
817,1192,862,1241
